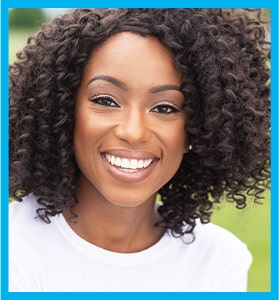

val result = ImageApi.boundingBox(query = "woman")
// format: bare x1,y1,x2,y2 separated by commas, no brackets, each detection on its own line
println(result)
9,8,270,291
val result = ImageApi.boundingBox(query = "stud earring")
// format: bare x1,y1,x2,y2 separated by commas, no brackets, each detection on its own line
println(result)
184,145,192,153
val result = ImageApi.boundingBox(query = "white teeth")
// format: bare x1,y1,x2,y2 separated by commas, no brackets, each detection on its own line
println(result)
138,160,144,168
105,154,153,170
122,158,129,169
115,157,121,166
130,159,138,169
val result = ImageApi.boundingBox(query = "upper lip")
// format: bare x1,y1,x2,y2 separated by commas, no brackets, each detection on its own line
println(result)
101,149,159,160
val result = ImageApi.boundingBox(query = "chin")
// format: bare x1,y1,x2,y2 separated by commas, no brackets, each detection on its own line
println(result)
107,200,147,209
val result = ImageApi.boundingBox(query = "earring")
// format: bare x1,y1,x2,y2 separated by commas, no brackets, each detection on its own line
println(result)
184,145,192,153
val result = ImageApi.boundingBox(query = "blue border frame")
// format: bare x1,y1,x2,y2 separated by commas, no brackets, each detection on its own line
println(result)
1,1,278,300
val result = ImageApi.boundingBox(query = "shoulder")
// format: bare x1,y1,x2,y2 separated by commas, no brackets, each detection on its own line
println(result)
195,220,247,247
165,221,252,291
9,194,49,232
194,221,251,259
168,220,252,270
9,194,58,243
196,222,250,251
9,194,40,223
9,195,50,291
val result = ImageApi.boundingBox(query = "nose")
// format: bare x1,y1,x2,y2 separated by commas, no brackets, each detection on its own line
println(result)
114,108,151,145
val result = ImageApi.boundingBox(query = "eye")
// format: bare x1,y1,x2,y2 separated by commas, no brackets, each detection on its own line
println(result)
89,95,120,107
150,104,179,114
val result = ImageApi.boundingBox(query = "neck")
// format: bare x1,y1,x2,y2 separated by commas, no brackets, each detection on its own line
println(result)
63,178,164,253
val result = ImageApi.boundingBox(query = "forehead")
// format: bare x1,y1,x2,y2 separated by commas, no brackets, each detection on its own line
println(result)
82,32,181,86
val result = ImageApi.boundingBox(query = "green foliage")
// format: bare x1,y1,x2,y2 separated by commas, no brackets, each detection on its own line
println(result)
9,8,46,30
9,28,37,64
262,8,271,18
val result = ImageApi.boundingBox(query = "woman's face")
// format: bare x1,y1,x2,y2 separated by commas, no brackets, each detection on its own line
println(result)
74,32,188,208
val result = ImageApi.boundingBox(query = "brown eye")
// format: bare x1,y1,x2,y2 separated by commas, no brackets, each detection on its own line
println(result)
89,95,120,107
150,104,179,114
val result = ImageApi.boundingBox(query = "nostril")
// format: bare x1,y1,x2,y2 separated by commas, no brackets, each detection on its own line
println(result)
114,115,151,144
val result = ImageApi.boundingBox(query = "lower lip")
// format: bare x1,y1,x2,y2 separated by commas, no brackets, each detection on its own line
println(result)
101,154,158,183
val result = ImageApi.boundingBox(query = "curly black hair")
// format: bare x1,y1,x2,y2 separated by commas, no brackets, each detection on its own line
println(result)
9,8,270,237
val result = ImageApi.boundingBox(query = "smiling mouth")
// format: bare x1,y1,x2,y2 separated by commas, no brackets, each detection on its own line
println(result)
104,153,155,172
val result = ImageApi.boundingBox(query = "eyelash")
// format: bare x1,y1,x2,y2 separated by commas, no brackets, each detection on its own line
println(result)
150,104,179,114
89,95,120,107
89,95,179,114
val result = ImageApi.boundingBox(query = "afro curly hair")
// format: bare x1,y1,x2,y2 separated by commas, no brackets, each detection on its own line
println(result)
9,8,270,237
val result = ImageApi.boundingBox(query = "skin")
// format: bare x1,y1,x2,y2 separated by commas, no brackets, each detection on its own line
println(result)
64,32,188,253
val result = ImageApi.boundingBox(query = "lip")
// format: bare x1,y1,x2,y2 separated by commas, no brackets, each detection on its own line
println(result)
101,150,159,183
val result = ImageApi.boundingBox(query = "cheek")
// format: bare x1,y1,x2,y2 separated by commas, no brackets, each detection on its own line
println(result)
74,120,93,151
74,108,105,142
154,124,186,187
168,135,185,166
73,110,99,155
159,121,187,171
164,120,187,152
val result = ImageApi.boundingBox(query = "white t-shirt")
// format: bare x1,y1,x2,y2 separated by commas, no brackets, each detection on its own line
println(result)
9,195,252,292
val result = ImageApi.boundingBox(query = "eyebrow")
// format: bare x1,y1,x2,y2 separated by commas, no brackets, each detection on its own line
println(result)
87,75,182,93
87,75,128,90
149,85,181,93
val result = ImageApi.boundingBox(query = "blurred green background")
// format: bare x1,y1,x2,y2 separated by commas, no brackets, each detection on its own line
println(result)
212,193,270,292
8,8,271,292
